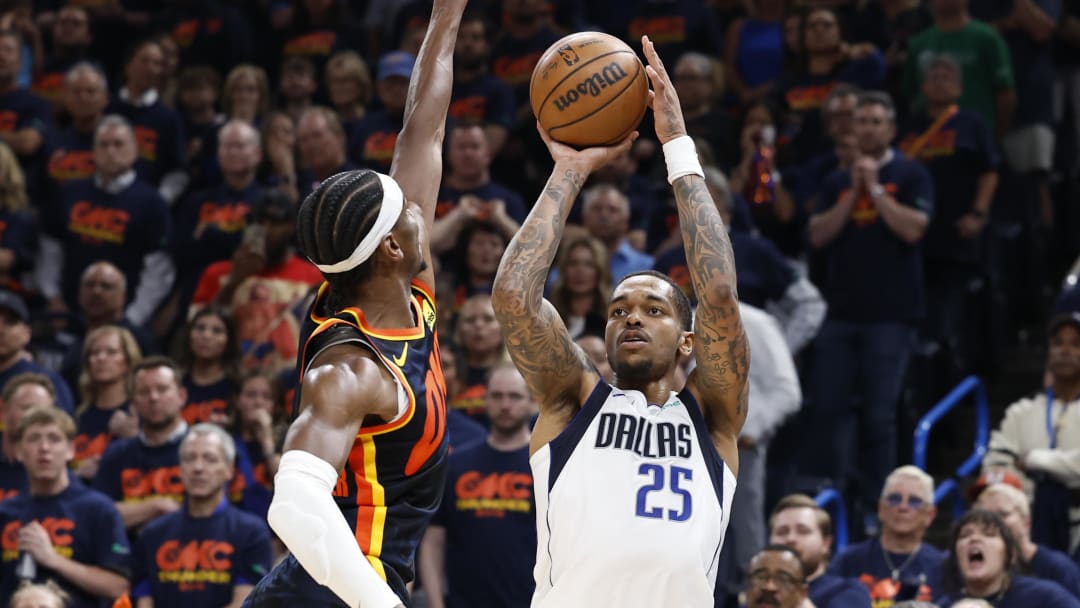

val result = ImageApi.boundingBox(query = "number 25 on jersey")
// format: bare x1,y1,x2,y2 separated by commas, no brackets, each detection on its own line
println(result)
635,463,692,521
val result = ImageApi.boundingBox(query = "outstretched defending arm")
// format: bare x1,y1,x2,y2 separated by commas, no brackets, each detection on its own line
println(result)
642,36,750,473
491,127,635,417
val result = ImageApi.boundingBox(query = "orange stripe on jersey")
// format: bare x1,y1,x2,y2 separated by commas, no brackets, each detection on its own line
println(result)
350,435,389,580
309,282,332,324
341,297,425,340
297,317,354,378
411,279,436,306
405,338,447,475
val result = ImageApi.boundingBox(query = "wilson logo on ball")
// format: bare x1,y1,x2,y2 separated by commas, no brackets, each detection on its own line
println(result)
552,62,629,112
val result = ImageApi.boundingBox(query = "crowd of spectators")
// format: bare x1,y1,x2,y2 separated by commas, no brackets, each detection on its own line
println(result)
0,0,1077,606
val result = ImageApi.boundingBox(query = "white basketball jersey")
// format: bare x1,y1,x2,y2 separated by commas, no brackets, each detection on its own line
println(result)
531,381,737,608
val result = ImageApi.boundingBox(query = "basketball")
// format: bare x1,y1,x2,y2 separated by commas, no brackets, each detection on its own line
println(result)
530,32,649,148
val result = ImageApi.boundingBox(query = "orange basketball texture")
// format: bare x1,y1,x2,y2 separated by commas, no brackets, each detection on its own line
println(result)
530,32,649,147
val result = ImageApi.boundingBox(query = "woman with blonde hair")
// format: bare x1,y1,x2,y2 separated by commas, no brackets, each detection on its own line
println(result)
0,143,36,290
550,234,611,340
325,50,372,131
72,324,142,481
221,64,271,125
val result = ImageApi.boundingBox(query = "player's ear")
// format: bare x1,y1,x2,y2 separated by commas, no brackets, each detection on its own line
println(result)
679,331,694,357
381,233,404,262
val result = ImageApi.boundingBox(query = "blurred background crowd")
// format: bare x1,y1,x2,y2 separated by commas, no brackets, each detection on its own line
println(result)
0,0,1077,606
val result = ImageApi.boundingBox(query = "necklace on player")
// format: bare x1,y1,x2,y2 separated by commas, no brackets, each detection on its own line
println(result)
880,540,921,581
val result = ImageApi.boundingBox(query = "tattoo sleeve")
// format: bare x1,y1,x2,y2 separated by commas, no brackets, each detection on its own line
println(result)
674,175,751,432
491,166,595,405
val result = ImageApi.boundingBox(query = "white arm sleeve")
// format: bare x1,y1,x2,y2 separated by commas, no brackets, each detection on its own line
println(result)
268,450,402,608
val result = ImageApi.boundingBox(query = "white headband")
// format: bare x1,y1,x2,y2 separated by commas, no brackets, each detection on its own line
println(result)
313,173,405,274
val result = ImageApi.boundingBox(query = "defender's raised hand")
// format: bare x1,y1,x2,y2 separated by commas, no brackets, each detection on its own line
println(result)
641,35,687,145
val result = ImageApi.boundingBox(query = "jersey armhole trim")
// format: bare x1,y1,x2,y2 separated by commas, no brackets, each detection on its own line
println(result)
679,388,728,508
546,380,611,493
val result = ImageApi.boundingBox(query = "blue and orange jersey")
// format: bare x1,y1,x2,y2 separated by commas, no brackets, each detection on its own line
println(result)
293,278,448,598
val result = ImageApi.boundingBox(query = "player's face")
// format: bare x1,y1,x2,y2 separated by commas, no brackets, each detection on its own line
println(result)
485,368,533,434
390,203,426,276
955,522,1007,585
605,276,688,384
190,313,229,362
180,433,233,500
87,331,130,385
17,423,73,482
769,507,829,574
974,492,1029,547
746,551,807,608
878,476,935,538
132,367,185,432
1048,325,1080,382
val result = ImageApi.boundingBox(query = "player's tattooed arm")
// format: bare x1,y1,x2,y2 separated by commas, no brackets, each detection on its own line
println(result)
641,34,749,444
492,126,635,410
492,165,596,410
673,175,750,435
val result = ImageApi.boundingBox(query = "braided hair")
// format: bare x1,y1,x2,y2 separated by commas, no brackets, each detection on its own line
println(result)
296,169,389,311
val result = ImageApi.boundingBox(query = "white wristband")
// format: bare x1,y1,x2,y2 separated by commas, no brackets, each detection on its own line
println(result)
663,135,704,184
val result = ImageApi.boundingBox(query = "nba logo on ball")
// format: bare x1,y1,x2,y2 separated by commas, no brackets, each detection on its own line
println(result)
530,32,649,148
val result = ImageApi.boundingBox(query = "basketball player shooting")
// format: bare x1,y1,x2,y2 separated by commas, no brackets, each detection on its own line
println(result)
491,36,750,606
241,1,466,607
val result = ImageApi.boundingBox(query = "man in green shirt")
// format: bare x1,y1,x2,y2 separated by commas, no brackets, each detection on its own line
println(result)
904,0,1017,138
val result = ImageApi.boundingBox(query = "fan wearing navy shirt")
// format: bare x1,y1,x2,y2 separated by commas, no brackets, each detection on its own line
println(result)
830,466,948,605
804,92,933,514
975,483,1080,599
172,121,264,310
0,31,54,200
0,292,76,413
0,407,130,608
349,52,412,174
0,374,63,501
449,13,516,155
32,6,94,110
936,509,1080,608
46,63,107,191
155,0,254,73
95,357,189,532
432,124,525,258
38,116,174,329
0,174,36,292
489,3,562,112
107,38,188,204
899,55,999,383
418,365,537,608
132,424,271,608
